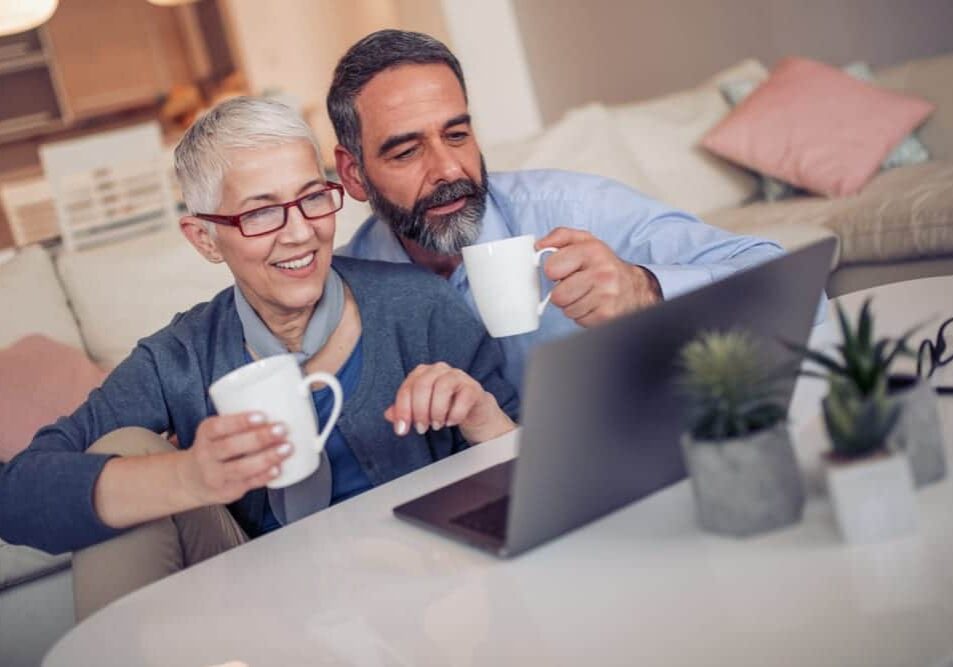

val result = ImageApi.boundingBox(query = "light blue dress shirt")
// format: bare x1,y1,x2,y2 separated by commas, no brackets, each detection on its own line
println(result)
337,169,785,390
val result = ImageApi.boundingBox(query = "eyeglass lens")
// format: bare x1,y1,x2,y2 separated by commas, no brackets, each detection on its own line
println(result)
239,189,342,236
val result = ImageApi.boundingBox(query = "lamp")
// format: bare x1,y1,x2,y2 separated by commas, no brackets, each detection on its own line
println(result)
0,0,58,37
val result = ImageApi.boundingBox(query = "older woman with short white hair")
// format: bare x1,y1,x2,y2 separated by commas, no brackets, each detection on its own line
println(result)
0,97,518,620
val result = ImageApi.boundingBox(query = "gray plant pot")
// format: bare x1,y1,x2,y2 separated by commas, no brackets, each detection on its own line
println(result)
680,423,805,537
887,378,946,487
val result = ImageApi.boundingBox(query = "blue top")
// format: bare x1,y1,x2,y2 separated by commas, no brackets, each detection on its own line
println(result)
0,258,519,554
338,169,786,389
257,339,369,535
317,341,369,504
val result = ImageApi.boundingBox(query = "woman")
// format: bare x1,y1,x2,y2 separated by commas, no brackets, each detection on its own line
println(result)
0,98,518,619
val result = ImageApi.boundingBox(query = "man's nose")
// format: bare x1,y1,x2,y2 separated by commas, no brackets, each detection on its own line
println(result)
427,142,465,185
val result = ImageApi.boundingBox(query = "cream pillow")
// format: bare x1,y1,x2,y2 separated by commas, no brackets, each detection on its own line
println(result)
516,103,656,197
609,59,767,214
0,245,84,350
55,226,233,369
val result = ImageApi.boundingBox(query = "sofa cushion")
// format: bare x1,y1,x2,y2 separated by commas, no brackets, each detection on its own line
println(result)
877,53,953,161
608,58,766,214
702,58,935,197
821,160,953,264
705,161,953,265
719,61,931,201
506,102,654,203
0,335,107,462
0,541,71,591
55,225,233,369
0,246,84,351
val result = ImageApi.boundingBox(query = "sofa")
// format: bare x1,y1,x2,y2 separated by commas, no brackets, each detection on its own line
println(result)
1,52,951,666
482,52,953,296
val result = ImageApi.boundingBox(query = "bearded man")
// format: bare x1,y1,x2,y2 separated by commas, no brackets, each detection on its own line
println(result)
330,29,784,390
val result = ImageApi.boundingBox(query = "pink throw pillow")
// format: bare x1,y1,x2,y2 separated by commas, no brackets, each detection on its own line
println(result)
701,57,935,197
0,335,106,462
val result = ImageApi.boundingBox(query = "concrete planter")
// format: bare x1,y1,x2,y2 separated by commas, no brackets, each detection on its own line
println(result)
887,377,946,487
826,451,917,544
681,423,805,537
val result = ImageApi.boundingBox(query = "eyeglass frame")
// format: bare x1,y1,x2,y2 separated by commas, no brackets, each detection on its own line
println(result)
194,181,345,237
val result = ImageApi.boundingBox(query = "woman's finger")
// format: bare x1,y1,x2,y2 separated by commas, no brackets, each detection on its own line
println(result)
446,384,480,427
209,422,288,462
223,442,292,483
428,370,463,429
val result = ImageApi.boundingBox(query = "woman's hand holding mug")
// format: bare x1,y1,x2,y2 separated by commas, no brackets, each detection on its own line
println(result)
176,412,294,506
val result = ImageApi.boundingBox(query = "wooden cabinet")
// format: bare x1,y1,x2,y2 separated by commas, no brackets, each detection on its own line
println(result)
44,0,193,119
0,29,67,140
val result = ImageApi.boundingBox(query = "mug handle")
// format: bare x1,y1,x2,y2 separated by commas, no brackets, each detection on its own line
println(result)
299,372,344,452
534,247,558,315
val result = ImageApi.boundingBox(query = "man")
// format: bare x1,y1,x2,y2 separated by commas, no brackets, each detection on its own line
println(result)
330,29,784,390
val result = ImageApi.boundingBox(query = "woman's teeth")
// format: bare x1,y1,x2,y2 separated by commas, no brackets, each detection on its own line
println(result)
274,252,314,270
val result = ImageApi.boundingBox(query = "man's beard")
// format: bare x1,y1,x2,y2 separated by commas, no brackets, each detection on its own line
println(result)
362,158,488,255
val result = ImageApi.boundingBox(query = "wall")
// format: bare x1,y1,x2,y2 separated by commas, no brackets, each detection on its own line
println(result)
512,0,953,124
219,0,450,164
440,0,542,146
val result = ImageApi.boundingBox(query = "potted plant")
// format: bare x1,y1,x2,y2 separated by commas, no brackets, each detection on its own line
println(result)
821,376,917,543
678,329,804,537
794,299,946,487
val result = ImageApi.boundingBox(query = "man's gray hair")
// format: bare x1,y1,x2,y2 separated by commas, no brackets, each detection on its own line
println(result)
174,96,322,215
327,29,466,164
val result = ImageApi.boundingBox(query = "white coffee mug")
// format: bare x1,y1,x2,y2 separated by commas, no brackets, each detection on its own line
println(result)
462,234,557,337
209,354,343,489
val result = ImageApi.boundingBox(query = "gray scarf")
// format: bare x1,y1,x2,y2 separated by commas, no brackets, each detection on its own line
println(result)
233,267,345,363
232,268,345,525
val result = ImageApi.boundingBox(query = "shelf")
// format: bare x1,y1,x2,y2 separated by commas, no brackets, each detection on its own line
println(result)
0,52,48,76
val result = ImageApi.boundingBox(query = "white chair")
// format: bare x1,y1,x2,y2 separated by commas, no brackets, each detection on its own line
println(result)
39,122,176,251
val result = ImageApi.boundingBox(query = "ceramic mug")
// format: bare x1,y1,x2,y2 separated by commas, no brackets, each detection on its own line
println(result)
209,354,343,489
462,234,557,337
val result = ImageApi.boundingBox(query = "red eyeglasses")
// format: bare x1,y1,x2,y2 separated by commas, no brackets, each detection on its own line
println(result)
196,182,344,237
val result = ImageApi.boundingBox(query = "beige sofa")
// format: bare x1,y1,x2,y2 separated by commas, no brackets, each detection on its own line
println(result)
483,53,953,296
2,52,951,666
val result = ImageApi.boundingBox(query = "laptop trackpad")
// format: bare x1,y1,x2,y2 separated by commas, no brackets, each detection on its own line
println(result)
393,459,514,539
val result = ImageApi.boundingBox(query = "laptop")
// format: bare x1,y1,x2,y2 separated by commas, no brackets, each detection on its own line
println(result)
394,238,836,557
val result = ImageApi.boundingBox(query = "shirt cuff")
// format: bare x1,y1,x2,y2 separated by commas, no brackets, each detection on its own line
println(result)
640,264,714,300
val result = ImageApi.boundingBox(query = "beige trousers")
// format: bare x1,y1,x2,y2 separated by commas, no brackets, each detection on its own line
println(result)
72,427,248,621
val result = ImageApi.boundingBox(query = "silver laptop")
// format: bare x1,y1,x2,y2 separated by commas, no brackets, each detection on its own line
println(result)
394,238,836,557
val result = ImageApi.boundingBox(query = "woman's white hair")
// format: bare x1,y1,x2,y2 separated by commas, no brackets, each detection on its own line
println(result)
173,96,323,215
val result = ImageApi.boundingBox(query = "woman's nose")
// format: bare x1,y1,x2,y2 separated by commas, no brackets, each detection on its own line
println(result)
277,205,314,243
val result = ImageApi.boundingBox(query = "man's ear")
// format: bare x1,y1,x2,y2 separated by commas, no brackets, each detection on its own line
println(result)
179,216,224,263
335,144,368,202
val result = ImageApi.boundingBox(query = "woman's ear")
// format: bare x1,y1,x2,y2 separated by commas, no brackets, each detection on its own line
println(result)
179,216,224,263
335,144,368,202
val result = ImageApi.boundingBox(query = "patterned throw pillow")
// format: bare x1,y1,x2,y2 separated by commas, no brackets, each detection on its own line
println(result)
719,62,931,201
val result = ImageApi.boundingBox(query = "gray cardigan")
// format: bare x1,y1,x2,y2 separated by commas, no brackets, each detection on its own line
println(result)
0,257,519,554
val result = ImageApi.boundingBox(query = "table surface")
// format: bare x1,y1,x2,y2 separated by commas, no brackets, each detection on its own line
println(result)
44,277,953,667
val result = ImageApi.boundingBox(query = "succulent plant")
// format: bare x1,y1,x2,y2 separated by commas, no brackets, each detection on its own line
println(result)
790,298,919,397
789,298,919,459
679,329,787,441
822,376,901,460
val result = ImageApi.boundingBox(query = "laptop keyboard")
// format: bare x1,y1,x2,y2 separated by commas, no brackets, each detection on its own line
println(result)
450,496,510,540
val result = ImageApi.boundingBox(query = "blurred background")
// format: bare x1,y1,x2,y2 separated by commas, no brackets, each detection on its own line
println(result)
0,0,951,250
